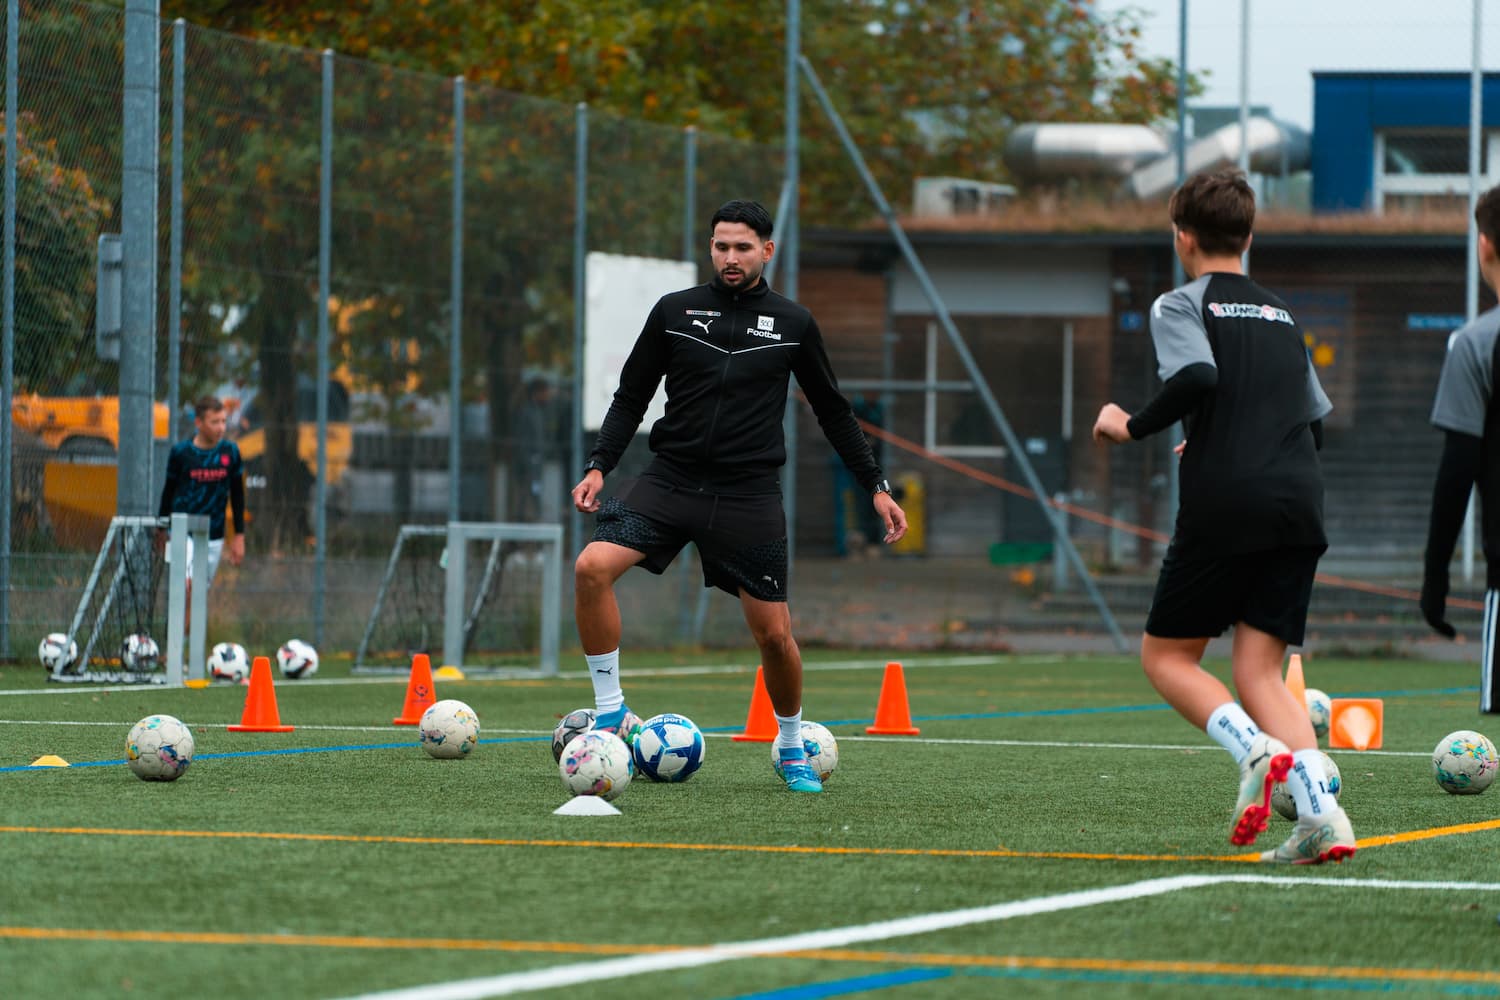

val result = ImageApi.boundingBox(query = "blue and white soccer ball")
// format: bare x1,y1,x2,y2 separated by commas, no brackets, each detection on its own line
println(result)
771,720,840,782
1271,750,1342,820
1304,688,1332,740
121,632,160,671
632,712,706,782
419,699,480,759
1433,730,1498,795
38,632,77,673
559,731,633,801
126,714,195,781
276,639,319,679
208,642,250,684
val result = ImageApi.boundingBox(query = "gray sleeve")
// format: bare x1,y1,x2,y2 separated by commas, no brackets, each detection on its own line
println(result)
1431,327,1491,437
1304,355,1333,422
1149,285,1215,382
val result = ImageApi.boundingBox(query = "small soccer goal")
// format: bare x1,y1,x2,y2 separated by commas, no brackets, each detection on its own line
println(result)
46,513,209,685
353,521,562,676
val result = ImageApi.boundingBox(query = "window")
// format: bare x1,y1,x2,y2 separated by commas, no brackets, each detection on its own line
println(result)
1374,129,1498,213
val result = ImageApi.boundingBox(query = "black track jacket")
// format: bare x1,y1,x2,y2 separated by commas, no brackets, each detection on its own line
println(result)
587,277,884,494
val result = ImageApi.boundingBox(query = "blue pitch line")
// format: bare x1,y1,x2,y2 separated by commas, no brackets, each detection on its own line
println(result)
723,968,953,999
722,965,1500,998
0,734,549,773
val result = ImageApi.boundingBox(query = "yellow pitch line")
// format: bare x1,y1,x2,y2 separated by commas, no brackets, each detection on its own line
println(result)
3,927,1495,988
1356,816,1500,847
2,817,1493,864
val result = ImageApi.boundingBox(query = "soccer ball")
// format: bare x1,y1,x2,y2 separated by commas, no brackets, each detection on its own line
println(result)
208,642,250,684
1433,730,1498,795
551,708,596,762
559,730,633,801
632,712,706,782
121,633,160,671
1271,750,1342,821
38,632,77,673
419,699,480,759
277,639,319,679
1304,688,1331,739
125,714,195,781
771,720,840,782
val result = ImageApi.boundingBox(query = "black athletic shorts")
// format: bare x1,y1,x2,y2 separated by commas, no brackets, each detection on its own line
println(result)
1145,543,1325,646
591,473,788,602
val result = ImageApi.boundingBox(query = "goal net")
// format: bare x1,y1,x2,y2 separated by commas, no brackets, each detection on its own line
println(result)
354,521,562,676
51,513,208,685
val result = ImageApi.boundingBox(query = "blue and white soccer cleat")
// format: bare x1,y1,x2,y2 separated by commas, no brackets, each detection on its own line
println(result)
592,705,642,746
773,747,823,794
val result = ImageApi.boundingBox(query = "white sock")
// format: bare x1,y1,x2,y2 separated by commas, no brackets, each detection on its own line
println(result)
1205,702,1261,764
774,709,804,753
1288,750,1339,820
585,649,623,714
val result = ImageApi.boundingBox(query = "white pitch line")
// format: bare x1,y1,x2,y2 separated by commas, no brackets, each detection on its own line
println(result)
336,874,1500,1000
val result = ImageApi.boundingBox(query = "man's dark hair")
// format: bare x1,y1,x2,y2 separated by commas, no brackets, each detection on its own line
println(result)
194,395,224,419
1169,169,1255,256
1476,185,1500,247
710,200,774,240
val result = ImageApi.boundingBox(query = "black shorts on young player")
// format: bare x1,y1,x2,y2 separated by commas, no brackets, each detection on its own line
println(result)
591,473,788,602
1145,543,1325,645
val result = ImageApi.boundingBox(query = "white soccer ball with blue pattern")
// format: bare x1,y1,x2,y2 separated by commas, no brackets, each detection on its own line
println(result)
419,699,480,759
126,714,195,781
632,712,706,782
559,730,632,801
1271,750,1342,821
1433,730,1498,795
121,632,160,671
38,632,77,673
276,639,319,679
1304,688,1331,740
771,720,839,782
208,642,251,684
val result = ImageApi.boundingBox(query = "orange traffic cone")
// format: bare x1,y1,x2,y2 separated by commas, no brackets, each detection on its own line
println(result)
731,665,777,742
227,656,295,733
1328,697,1383,750
866,661,920,735
393,653,437,725
1285,653,1307,706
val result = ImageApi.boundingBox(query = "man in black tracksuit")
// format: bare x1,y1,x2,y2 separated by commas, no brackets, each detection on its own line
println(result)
570,199,907,793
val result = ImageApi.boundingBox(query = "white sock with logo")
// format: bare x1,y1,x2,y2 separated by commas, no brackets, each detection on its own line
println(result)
1288,749,1338,820
1205,702,1261,765
775,710,804,754
585,649,623,714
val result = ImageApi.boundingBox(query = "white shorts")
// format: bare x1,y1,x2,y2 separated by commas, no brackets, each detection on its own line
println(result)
165,536,224,583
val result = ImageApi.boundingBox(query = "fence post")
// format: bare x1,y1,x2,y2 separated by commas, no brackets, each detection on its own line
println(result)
448,76,464,523
314,49,332,649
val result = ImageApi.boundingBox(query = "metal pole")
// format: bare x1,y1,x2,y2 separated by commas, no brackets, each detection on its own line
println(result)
782,0,800,574
800,55,1127,652
1,0,15,659
314,49,332,649
1237,0,1251,274
1463,0,1483,583
119,0,159,518
168,20,183,442
1167,0,1189,530
449,76,464,523
571,102,587,558
682,125,697,266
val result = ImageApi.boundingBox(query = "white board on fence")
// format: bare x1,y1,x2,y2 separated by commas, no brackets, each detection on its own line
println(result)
585,252,696,432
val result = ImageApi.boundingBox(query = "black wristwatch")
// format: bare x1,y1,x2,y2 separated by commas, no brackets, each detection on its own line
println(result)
583,459,605,477
872,478,892,496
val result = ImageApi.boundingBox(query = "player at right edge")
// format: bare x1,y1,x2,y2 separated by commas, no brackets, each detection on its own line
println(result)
1093,169,1355,864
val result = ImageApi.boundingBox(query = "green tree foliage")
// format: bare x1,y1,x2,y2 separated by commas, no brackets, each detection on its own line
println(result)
169,0,1189,222
4,113,112,391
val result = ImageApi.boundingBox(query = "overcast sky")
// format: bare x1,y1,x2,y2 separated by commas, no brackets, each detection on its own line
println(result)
1094,1,1496,129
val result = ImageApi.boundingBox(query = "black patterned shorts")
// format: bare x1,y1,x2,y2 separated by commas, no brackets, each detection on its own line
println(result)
592,474,788,602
